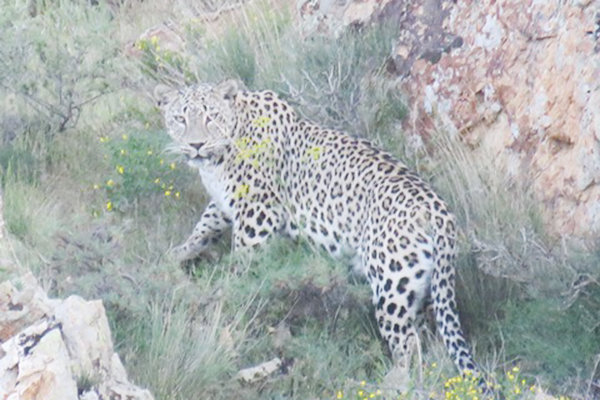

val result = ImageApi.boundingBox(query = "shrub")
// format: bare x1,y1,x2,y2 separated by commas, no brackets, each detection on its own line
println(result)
92,130,189,214
0,0,122,137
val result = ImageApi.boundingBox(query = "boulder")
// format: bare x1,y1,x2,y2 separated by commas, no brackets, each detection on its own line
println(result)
0,272,154,400
395,0,600,239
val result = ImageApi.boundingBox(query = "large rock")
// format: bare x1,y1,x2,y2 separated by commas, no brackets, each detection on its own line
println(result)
396,0,600,239
297,0,600,239
0,273,153,400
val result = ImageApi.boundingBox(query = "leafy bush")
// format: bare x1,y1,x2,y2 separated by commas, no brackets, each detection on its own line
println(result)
501,298,600,386
0,0,122,137
92,130,189,214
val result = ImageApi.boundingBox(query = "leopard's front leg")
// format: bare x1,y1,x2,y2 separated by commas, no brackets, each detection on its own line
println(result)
171,201,232,261
231,200,286,251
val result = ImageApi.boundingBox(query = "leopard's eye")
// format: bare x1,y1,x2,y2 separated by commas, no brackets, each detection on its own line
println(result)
174,115,186,124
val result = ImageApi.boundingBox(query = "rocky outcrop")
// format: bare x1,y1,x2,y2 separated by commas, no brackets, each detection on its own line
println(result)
298,0,600,239
398,0,600,239
0,273,153,400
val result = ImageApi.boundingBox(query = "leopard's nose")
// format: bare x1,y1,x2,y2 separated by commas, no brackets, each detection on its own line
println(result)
190,142,204,150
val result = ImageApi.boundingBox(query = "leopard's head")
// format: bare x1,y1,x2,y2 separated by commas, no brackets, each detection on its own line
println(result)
155,79,241,161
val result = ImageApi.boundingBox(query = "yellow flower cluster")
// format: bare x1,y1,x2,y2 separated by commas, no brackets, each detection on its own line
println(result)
93,131,184,214
442,371,482,400
252,116,272,128
333,365,571,400
135,33,185,72
305,145,323,161
234,136,273,168
233,183,250,199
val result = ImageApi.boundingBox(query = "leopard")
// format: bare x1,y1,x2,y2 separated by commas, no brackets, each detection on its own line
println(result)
155,79,479,376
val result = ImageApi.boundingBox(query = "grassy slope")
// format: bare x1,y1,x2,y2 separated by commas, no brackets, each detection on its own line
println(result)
1,1,599,399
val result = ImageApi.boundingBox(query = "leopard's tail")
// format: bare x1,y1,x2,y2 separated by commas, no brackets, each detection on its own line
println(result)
430,219,478,375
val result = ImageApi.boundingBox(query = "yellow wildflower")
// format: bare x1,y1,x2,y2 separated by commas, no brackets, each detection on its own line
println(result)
170,162,176,170
175,191,180,199
120,149,127,156
252,116,271,128
154,178,160,184
336,390,343,399
160,159,164,165
116,165,124,174
106,179,114,187
306,145,323,160
93,184,100,190
147,150,153,155
514,386,521,394
165,190,171,196
122,134,128,140
233,183,250,199
106,201,113,211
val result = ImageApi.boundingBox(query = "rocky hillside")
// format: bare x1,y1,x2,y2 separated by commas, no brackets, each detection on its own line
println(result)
299,0,600,240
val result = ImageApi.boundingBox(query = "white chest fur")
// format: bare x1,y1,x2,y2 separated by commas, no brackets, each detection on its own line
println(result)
191,160,233,218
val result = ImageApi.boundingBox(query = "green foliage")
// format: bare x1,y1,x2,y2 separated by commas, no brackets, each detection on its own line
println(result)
0,0,122,137
501,298,600,385
2,179,34,240
93,130,188,214
173,239,387,399
0,144,40,186
208,27,257,86
136,36,193,85
123,296,239,400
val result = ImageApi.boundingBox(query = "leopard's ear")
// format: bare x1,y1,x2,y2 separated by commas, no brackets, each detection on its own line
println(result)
214,79,244,100
154,84,177,110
